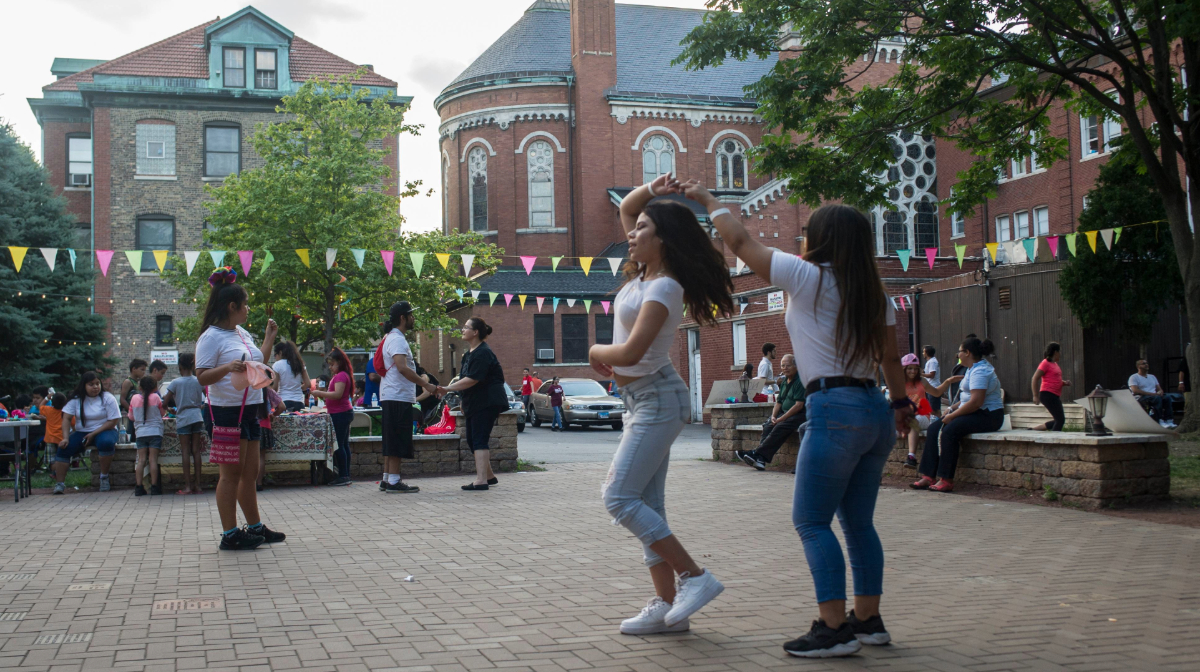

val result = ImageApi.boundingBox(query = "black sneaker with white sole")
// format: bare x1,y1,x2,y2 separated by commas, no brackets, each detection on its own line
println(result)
736,450,766,471
905,455,919,468
385,481,420,493
219,528,264,551
379,479,387,492
247,524,286,543
847,610,890,645
783,620,862,658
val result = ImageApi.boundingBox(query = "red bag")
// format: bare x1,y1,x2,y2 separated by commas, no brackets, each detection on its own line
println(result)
424,405,457,435
372,339,388,376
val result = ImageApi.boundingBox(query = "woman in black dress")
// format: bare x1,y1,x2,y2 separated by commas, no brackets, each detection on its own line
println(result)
437,318,509,490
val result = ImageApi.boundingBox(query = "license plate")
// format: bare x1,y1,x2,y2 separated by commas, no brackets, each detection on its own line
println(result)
598,412,610,419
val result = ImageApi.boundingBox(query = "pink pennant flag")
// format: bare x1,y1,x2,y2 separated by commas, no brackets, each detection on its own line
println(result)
504,293,514,306
536,296,545,311
925,248,937,270
899,296,908,310
238,250,254,277
1047,236,1059,257
380,250,394,276
601,300,611,315
520,256,537,275
96,250,114,277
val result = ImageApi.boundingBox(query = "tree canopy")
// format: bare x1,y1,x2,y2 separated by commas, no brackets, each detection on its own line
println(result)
0,120,112,397
164,72,500,353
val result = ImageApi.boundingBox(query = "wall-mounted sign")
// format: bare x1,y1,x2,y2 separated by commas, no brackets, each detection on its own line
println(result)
152,350,179,365
767,291,785,312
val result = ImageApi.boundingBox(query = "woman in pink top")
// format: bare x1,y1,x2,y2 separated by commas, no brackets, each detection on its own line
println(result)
1031,342,1071,431
311,347,355,485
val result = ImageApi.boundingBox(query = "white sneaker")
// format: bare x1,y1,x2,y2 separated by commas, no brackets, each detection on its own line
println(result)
664,569,724,627
620,597,689,635
99,475,111,492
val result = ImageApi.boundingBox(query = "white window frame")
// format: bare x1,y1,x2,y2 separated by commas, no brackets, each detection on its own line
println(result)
951,210,965,238
1011,155,1028,178
1033,206,1049,236
715,138,747,189
732,321,747,366
146,141,165,159
641,135,675,184
1103,89,1122,152
67,136,92,186
1081,115,1101,157
468,147,488,232
995,214,1012,242
526,140,554,228
1030,131,1044,172
1014,210,1030,239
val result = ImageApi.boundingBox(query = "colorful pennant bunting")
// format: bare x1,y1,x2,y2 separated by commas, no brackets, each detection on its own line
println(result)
536,296,544,311
294,249,309,267
601,300,611,315
461,253,475,276
1047,236,1059,258
435,253,450,269
552,297,559,312
520,256,536,275
409,252,425,276
124,250,143,273
579,257,593,275
351,248,366,269
986,243,998,262
1022,238,1037,262
1113,227,1123,245
236,250,252,277
489,292,499,306
7,247,28,273
925,248,936,270
184,251,201,275
607,257,622,276
210,250,226,268
518,294,527,309
1099,228,1114,250
955,244,966,268
380,250,394,275
1065,233,1078,256
583,299,592,312
896,249,911,272
39,248,57,272
96,250,113,276
566,298,576,308
551,256,563,272
504,293,513,307
67,248,76,271
736,257,746,274
154,250,169,272
470,289,481,301
1085,230,1098,253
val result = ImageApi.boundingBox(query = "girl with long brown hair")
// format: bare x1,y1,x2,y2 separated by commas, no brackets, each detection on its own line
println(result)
686,181,911,658
589,173,733,636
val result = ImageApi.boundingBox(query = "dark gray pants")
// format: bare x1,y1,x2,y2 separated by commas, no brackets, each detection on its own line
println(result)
754,414,807,463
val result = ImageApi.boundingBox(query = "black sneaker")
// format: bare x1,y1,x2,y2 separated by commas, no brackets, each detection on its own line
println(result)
248,524,286,543
327,476,351,486
847,610,890,645
783,620,862,658
385,481,419,494
905,455,919,468
219,528,264,551
150,484,162,496
737,450,766,471
134,485,147,497
379,479,387,492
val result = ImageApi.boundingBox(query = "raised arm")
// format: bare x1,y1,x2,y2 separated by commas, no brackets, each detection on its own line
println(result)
680,180,774,280
620,173,680,235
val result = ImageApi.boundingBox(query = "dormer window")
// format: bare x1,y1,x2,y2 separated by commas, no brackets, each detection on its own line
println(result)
255,49,277,89
223,47,246,88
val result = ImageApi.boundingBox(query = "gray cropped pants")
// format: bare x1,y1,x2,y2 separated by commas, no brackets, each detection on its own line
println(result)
602,364,691,567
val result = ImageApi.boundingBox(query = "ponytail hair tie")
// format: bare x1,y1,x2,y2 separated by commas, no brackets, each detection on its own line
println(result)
208,266,238,288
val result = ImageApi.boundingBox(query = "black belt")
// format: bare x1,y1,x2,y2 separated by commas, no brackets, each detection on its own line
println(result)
805,377,877,396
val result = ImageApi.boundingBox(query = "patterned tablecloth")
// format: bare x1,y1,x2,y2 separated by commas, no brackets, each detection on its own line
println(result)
158,413,333,469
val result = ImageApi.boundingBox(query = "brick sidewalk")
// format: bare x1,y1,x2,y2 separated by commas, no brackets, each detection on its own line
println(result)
1,461,1198,671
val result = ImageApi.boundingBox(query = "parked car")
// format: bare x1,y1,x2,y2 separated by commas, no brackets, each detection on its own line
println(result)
529,378,625,430
503,382,525,433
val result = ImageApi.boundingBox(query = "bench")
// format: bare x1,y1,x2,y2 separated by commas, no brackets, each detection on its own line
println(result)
710,402,1170,508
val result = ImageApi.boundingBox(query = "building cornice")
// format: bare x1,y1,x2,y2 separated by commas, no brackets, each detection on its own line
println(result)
434,72,573,110
741,178,791,214
608,98,763,128
439,103,573,140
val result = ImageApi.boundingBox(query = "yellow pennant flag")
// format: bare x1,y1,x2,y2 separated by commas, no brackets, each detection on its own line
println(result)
7,246,28,273
985,243,998,263
435,253,450,269
579,257,593,275
1085,230,1098,253
295,249,311,267
518,294,527,309
153,250,169,272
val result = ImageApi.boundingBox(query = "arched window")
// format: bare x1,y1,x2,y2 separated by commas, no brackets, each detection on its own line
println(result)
527,140,554,227
468,147,488,231
891,49,900,63
716,139,747,189
883,210,907,254
874,131,938,255
441,154,449,233
641,135,675,184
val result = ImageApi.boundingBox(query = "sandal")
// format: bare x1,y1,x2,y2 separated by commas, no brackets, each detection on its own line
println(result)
462,483,489,491
929,479,954,493
910,476,934,490
176,489,191,496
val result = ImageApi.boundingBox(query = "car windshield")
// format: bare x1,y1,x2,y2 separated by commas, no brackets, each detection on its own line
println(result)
503,383,515,398
561,381,608,397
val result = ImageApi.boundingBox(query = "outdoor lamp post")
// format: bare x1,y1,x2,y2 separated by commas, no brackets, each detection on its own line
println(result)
738,371,751,403
1086,385,1111,436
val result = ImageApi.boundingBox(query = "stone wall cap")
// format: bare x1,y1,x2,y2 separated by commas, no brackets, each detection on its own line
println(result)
450,409,524,417
705,402,774,409
348,434,461,443
967,430,1168,445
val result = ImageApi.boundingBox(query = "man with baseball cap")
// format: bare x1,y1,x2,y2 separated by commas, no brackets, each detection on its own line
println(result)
379,301,438,493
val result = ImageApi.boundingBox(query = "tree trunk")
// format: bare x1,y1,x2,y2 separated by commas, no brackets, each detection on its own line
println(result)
1181,341,1199,434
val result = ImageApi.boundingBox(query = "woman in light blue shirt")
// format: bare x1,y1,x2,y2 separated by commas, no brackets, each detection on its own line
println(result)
911,337,1004,493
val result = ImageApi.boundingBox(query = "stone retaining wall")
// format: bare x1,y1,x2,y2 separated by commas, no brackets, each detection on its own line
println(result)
709,403,797,471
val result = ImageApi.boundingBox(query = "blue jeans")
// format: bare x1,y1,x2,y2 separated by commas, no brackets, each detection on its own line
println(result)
793,386,894,603
55,429,119,463
552,406,563,429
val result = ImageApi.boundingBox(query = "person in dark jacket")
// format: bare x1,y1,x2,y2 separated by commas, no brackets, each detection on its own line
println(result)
438,318,509,490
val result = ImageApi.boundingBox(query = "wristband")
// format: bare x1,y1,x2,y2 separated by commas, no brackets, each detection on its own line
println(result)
890,397,916,410
709,207,731,219
645,181,658,196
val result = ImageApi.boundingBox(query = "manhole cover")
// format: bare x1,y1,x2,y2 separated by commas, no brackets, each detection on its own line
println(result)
0,574,35,581
67,583,112,591
0,612,27,621
152,598,224,613
34,633,92,645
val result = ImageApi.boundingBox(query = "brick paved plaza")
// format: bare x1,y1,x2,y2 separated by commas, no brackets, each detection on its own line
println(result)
1,461,1199,671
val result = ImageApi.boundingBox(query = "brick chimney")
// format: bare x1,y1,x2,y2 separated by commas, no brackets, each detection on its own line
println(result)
569,0,618,258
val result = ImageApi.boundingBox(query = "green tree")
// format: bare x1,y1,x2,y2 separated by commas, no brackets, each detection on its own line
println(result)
0,120,112,397
164,72,500,353
1058,138,1179,347
679,0,1198,423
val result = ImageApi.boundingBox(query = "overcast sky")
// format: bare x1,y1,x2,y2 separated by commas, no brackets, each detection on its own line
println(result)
0,0,711,234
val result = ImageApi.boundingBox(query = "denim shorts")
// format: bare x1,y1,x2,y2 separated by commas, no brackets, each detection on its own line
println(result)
176,421,204,436
208,404,263,442
135,435,162,449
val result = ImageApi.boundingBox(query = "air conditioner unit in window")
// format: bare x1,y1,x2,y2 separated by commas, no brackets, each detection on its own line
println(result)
70,173,91,187
537,349,555,360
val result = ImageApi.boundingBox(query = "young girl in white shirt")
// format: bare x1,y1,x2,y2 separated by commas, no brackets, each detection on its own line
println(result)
129,375,165,496
588,173,734,636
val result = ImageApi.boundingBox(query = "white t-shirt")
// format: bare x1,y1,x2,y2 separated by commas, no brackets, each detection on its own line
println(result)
770,250,896,386
924,356,941,387
380,328,417,402
1128,373,1160,396
63,392,122,433
612,274,685,377
757,356,774,379
195,325,264,407
273,359,305,403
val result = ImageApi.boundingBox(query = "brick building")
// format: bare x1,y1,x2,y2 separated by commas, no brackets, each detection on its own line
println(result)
27,6,405,373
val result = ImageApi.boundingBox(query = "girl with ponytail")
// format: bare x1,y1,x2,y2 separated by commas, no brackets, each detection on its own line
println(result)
194,266,287,550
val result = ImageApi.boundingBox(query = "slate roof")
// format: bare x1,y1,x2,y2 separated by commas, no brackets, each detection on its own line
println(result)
443,1,777,103
476,268,622,297
46,18,395,92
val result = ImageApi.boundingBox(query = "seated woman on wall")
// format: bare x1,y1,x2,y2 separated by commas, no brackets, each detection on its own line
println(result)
899,353,961,469
910,338,1004,493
